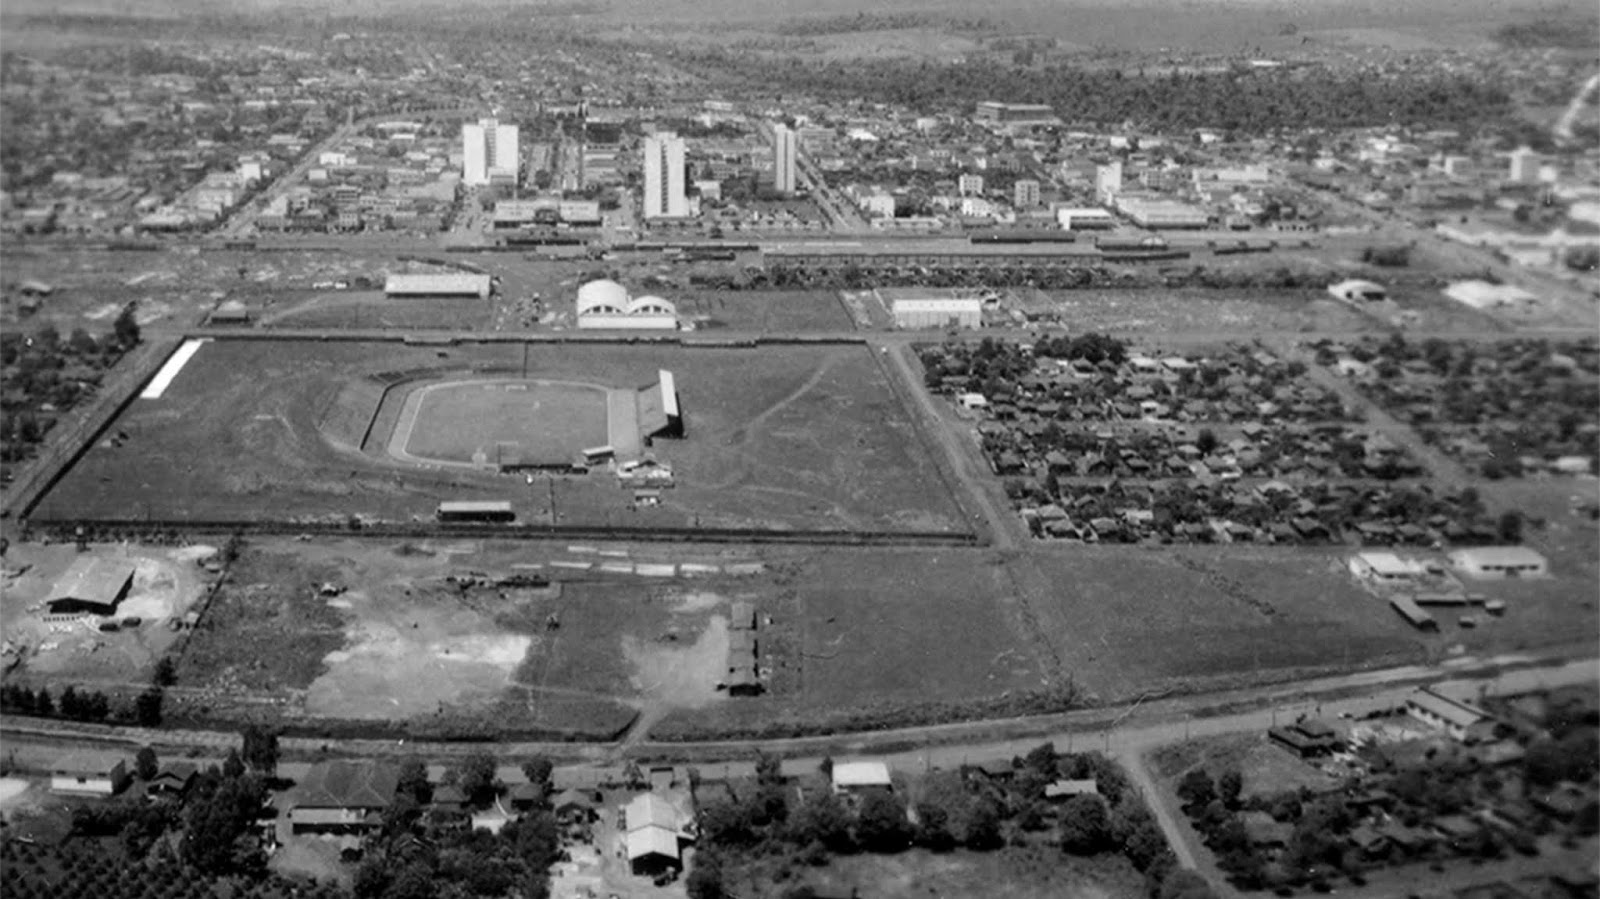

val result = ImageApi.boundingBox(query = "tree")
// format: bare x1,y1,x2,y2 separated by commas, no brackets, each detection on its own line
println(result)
1160,869,1219,899
1060,794,1112,854
222,748,246,780
965,795,1004,850
685,851,726,899
1217,769,1243,809
458,750,498,806
135,687,163,727
1177,770,1216,811
396,754,431,804
152,657,177,687
1196,428,1219,456
788,789,852,852
240,725,278,776
135,746,159,781
521,757,553,790
59,686,83,720
34,687,53,717
113,303,141,346
914,799,956,851
1497,510,1524,544
856,790,912,853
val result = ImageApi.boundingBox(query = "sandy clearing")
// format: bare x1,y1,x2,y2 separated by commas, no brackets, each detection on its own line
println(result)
622,615,730,710
0,778,30,810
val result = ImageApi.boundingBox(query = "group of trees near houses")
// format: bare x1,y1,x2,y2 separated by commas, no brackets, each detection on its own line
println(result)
0,308,139,464
688,54,1512,132
689,745,1213,899
351,751,560,899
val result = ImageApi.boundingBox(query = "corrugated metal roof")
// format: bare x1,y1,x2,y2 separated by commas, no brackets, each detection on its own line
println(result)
49,557,135,606
626,824,679,860
384,273,490,295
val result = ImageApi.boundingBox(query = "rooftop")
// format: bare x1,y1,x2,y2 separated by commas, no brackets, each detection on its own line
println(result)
288,760,398,811
832,760,892,789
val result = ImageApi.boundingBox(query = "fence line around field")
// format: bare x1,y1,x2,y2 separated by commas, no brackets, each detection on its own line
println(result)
2,337,182,520
26,517,981,547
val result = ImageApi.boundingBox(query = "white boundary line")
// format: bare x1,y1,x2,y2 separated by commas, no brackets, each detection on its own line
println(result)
139,338,210,399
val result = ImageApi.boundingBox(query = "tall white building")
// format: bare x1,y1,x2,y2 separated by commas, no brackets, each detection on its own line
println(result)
772,123,797,194
1013,179,1041,208
1095,162,1123,204
1508,147,1539,184
462,118,520,186
643,132,689,219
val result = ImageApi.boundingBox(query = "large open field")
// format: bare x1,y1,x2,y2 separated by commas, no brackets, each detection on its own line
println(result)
394,379,611,466
33,338,970,536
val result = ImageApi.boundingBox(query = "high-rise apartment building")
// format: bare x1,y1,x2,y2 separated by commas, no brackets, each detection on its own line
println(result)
462,118,520,186
643,132,689,219
773,123,797,194
1013,179,1041,208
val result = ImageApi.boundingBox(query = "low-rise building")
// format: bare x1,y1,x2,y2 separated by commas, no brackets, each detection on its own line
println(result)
1447,546,1548,579
51,751,129,796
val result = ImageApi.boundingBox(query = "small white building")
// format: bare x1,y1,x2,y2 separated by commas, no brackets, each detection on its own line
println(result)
831,760,892,794
51,751,129,796
1348,551,1427,582
1447,546,1548,580
384,273,491,300
1405,688,1494,742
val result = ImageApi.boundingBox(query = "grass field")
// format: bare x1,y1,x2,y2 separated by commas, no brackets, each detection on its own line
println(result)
675,290,856,332
1042,288,1376,335
35,338,968,535
397,379,609,466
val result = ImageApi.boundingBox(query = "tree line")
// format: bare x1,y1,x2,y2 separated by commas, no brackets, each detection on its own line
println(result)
689,54,1513,133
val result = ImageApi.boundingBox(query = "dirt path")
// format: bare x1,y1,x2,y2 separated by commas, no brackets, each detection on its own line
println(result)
1297,356,1474,485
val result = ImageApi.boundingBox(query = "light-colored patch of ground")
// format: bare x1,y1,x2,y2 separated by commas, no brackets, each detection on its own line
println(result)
666,590,725,614
622,615,730,710
269,835,353,888
303,590,534,719
0,778,33,811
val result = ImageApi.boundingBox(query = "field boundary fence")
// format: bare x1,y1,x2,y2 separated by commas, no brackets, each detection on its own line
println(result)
4,337,183,520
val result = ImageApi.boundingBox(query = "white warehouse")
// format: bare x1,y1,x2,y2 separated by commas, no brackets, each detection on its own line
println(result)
878,288,983,330
575,279,679,330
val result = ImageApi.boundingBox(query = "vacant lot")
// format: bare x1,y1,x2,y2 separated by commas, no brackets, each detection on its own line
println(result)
675,290,856,332
1042,288,1375,335
35,339,968,535
728,843,1144,899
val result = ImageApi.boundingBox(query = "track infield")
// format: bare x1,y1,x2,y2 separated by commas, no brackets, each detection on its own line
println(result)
392,379,610,468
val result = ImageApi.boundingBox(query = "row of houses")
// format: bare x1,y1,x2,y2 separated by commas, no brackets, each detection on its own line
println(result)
1020,480,1504,546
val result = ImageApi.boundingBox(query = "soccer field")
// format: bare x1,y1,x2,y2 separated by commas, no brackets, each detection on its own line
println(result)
397,379,610,467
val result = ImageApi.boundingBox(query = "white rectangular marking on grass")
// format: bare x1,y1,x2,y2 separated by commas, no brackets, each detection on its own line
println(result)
550,561,592,571
679,564,720,576
140,339,210,399
567,546,598,555
511,563,545,570
598,562,634,575
598,549,629,558
635,563,676,578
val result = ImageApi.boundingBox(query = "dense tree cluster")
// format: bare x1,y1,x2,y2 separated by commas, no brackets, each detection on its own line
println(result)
692,745,1210,898
0,683,115,722
0,313,137,464
691,54,1513,132
1329,335,1600,477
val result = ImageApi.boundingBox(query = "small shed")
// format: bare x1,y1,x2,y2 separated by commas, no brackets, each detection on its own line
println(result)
831,760,892,794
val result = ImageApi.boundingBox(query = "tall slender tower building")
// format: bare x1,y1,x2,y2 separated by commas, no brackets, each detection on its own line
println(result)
462,118,519,186
772,123,797,194
643,132,688,219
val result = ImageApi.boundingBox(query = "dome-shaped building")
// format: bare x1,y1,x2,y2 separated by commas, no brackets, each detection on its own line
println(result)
576,279,628,315
628,296,677,316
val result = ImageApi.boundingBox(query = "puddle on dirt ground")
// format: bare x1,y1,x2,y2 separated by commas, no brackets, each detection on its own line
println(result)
621,615,730,710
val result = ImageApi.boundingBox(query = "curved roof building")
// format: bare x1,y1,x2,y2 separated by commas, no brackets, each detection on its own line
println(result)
576,279,628,315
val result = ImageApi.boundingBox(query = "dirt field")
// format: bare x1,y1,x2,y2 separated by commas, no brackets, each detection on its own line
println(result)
730,843,1144,899
675,290,857,332
1041,288,1376,335
0,543,213,687
36,339,968,535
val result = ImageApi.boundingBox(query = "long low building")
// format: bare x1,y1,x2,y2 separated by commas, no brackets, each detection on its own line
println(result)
879,288,984,330
384,273,491,299
47,557,135,616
